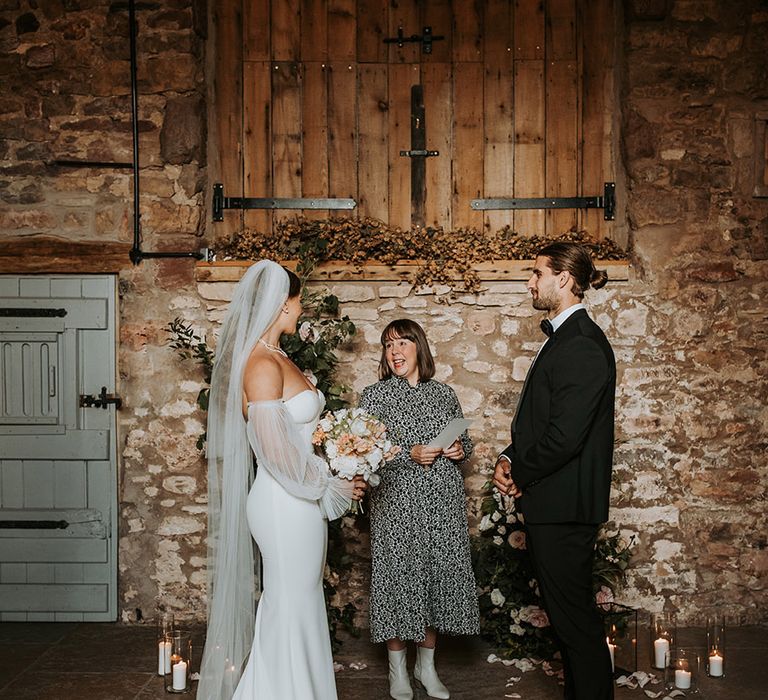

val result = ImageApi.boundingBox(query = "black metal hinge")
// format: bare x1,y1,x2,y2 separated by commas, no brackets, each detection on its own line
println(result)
472,182,616,221
384,26,445,54
212,183,357,222
0,308,67,317
400,149,439,158
0,520,69,529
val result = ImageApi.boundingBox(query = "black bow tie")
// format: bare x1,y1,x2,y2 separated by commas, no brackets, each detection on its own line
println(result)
540,319,554,337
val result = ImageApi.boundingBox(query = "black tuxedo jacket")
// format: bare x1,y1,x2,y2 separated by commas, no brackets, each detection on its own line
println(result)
501,308,616,524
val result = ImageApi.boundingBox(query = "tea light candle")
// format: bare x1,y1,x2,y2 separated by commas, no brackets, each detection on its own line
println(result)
606,637,615,672
709,652,723,677
654,637,670,668
675,668,692,689
158,640,172,675
172,659,188,691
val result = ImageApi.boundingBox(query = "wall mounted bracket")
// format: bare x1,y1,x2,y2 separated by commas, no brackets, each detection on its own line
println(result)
212,183,356,222
471,182,616,221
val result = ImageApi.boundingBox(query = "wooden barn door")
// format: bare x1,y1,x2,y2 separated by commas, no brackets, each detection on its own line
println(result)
212,0,616,240
0,276,118,622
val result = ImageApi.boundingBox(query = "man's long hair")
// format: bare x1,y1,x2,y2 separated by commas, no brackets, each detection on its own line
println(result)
538,242,608,298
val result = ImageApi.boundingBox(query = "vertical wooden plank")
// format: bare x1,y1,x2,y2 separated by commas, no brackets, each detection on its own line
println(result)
272,0,301,60
452,63,484,231
327,62,358,202
23,461,54,508
50,278,82,298
388,63,418,230
453,0,483,63
0,461,23,507
301,0,328,62
357,0,387,62
580,0,614,239
54,461,87,509
358,64,389,222
409,85,427,228
547,0,576,60
243,61,272,233
388,1,420,64
545,59,578,235
244,0,270,61
422,0,452,63
485,0,513,59
302,62,330,220
213,0,244,238
484,55,515,234
422,62,452,230
272,62,303,202
328,0,356,61
514,0,545,60
513,59,546,235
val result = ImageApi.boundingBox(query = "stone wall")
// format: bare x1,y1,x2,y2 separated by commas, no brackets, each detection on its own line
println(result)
0,0,766,628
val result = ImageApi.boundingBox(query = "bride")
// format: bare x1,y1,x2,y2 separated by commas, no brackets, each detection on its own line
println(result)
197,260,366,700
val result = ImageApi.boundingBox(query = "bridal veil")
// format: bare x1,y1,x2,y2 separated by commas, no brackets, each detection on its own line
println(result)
197,260,290,700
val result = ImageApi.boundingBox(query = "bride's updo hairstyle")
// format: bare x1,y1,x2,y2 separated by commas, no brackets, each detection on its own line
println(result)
537,242,608,298
284,266,301,298
378,318,436,382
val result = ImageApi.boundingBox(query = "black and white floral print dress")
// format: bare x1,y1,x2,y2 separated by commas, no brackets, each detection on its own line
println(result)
359,377,480,643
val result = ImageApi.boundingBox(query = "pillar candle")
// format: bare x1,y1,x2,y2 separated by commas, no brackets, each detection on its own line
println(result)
158,640,172,675
709,652,723,677
654,637,670,668
606,638,615,672
675,669,692,689
172,659,188,690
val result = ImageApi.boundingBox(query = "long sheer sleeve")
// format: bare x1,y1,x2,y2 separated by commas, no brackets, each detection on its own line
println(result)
246,400,353,520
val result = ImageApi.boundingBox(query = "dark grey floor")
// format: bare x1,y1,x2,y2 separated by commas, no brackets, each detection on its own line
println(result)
0,623,764,699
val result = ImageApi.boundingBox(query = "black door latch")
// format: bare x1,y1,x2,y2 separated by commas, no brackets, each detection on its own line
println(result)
80,387,123,410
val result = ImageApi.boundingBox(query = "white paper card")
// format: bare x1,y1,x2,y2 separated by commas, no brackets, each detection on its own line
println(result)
428,418,473,449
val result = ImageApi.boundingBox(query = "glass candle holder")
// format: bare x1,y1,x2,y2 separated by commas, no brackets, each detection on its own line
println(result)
156,611,175,676
164,631,192,694
665,647,700,694
706,614,726,678
650,611,677,670
599,602,638,676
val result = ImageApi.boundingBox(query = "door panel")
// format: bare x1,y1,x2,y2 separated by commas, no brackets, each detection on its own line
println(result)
0,275,117,622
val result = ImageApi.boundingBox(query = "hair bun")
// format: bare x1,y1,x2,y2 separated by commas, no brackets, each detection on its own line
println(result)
590,267,608,290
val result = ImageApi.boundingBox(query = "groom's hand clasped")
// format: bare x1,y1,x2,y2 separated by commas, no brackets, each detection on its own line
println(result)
492,458,521,498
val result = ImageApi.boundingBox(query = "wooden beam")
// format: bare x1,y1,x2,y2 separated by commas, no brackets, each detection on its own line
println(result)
196,259,630,283
0,238,132,274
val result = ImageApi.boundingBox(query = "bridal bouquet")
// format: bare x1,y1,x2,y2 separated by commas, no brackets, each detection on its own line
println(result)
312,408,400,490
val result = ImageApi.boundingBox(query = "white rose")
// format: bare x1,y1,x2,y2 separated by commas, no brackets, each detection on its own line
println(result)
331,455,359,478
350,418,368,436
325,442,338,459
478,514,493,532
365,447,383,467
490,588,506,606
491,511,501,522
493,536,503,546
509,624,525,636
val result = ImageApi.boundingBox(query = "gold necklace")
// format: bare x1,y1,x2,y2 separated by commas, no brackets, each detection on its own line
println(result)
259,339,288,358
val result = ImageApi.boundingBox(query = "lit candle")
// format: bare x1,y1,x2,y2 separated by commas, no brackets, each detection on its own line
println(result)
675,668,692,689
709,652,723,677
158,640,172,675
654,637,670,668
606,637,616,672
172,659,188,691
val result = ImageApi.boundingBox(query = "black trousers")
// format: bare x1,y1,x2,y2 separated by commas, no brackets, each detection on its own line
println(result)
526,522,614,700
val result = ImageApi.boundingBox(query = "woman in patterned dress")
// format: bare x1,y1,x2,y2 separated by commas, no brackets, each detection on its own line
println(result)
359,319,479,700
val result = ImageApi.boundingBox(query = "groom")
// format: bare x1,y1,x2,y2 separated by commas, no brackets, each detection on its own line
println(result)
493,242,616,700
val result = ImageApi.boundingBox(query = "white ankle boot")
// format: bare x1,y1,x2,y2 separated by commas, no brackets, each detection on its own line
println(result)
414,646,450,699
387,648,413,700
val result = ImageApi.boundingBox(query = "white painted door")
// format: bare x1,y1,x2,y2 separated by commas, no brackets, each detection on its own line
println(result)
0,275,118,621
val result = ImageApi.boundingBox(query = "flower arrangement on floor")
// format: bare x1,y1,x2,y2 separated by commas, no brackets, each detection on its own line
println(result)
471,481,634,660
213,217,628,294
166,284,359,651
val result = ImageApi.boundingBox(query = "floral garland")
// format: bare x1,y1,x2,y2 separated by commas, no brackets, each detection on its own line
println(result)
214,217,628,294
471,479,634,660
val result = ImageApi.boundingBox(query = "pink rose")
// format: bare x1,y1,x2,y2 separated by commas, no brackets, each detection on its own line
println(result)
595,585,614,605
519,605,550,628
507,530,526,550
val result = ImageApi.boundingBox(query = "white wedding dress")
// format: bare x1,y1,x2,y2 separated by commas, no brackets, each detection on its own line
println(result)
233,389,346,700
